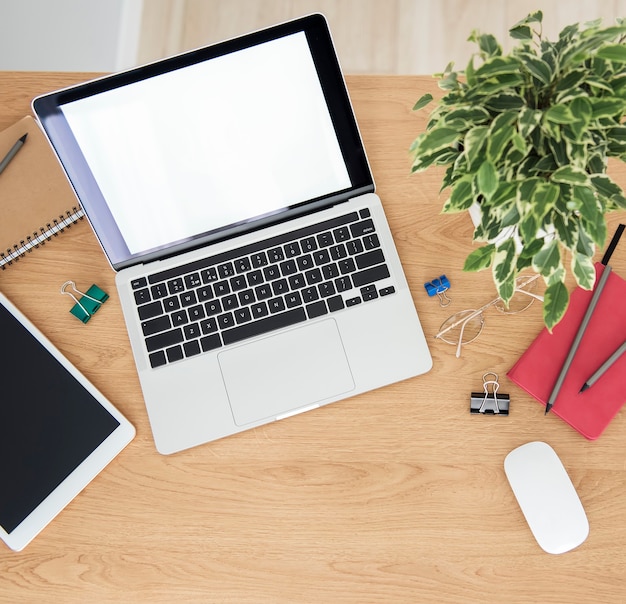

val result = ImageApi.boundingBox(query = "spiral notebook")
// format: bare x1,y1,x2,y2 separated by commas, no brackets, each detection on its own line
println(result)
0,116,83,270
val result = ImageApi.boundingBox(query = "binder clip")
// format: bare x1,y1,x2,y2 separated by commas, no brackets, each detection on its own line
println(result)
61,280,109,323
424,274,451,307
470,372,510,415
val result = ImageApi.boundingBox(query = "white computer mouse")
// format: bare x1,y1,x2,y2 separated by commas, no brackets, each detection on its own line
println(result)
504,441,589,554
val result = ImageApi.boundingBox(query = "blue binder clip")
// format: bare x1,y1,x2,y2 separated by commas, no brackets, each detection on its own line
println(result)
61,280,109,323
424,274,451,307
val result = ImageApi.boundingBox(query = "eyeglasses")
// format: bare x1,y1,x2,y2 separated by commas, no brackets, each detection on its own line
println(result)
435,274,544,358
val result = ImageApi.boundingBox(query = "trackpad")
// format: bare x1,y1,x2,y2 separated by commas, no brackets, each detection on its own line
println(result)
218,319,355,426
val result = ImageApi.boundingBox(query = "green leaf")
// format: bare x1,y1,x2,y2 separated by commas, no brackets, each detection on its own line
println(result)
545,105,573,125
510,25,532,40
444,177,475,212
519,53,553,85
493,239,517,304
476,161,499,200
471,33,502,58
532,239,561,276
532,182,560,222
474,56,521,78
596,44,626,63
463,244,495,271
518,107,542,138
571,253,596,290
551,165,589,185
413,127,459,156
485,94,525,112
464,125,489,169
413,93,433,111
543,281,569,332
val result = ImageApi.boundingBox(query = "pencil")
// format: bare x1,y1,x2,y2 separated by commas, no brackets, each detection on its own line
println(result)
545,264,612,414
580,339,626,392
0,133,28,175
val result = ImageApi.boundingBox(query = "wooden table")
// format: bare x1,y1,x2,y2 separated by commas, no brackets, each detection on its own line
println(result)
1,72,626,604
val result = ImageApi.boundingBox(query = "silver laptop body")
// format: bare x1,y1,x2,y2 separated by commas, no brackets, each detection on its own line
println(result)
33,14,432,454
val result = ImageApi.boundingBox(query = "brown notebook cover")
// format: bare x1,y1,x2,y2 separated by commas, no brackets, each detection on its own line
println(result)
0,116,83,269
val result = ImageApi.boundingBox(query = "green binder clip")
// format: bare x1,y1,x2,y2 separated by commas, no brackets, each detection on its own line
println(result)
61,280,109,323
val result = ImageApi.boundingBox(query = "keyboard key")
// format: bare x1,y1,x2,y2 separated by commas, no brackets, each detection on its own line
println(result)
218,312,235,329
250,251,268,267
318,282,336,298
222,294,239,311
131,277,147,290
268,297,286,313
347,239,364,255
359,207,371,219
221,307,307,346
171,310,188,326
350,219,375,238
183,340,201,357
142,315,171,336
272,278,289,296
183,323,201,340
280,259,297,276
163,296,181,312
361,285,378,301
188,305,205,321
168,278,185,294
180,291,198,307
327,295,345,312
201,267,218,283
205,300,222,316
333,226,350,242
138,300,163,320
255,284,272,300
151,283,168,299
146,328,184,352
285,291,302,308
235,257,251,273
134,288,151,305
355,249,385,270
302,287,319,303
338,258,356,274
167,345,184,363
301,236,318,252
149,350,167,368
297,254,314,271
284,241,300,257
322,263,339,280
218,262,235,278
200,317,218,334
330,244,347,260
317,231,334,247
351,264,390,288
346,297,362,307
335,276,352,292
380,286,396,296
313,249,331,265
184,273,201,288
238,289,255,306
214,281,230,296
247,269,263,286
234,307,252,324
363,234,380,250
288,273,306,290
305,268,323,285
197,285,214,302
306,300,327,319
263,265,281,281
251,301,269,318
267,247,284,262
230,275,247,291
200,333,222,352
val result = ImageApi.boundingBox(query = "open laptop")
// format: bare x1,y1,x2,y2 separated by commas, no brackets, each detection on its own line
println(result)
32,14,432,454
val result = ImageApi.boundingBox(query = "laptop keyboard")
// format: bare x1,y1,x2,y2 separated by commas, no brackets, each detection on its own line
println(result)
131,208,396,368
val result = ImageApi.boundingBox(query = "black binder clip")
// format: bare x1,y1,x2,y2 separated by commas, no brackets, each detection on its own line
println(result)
424,274,451,307
470,372,510,415
61,280,109,323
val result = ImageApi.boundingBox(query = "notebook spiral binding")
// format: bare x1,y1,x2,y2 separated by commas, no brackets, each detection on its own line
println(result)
0,207,85,270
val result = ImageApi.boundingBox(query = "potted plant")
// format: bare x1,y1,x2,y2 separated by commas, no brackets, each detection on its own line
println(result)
410,11,626,330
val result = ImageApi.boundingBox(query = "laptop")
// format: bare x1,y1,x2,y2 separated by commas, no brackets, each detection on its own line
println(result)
32,14,432,454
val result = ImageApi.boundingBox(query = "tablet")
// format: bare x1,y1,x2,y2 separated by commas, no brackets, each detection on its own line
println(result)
0,291,135,551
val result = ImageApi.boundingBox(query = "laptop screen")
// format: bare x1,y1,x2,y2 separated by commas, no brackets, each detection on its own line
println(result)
33,15,373,270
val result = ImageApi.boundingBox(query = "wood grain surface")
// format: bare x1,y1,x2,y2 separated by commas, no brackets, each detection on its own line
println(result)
1,71,626,603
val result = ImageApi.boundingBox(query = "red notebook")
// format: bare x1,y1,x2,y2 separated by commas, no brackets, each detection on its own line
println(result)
508,263,626,439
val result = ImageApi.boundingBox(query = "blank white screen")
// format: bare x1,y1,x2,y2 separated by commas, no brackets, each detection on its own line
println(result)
61,32,351,255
